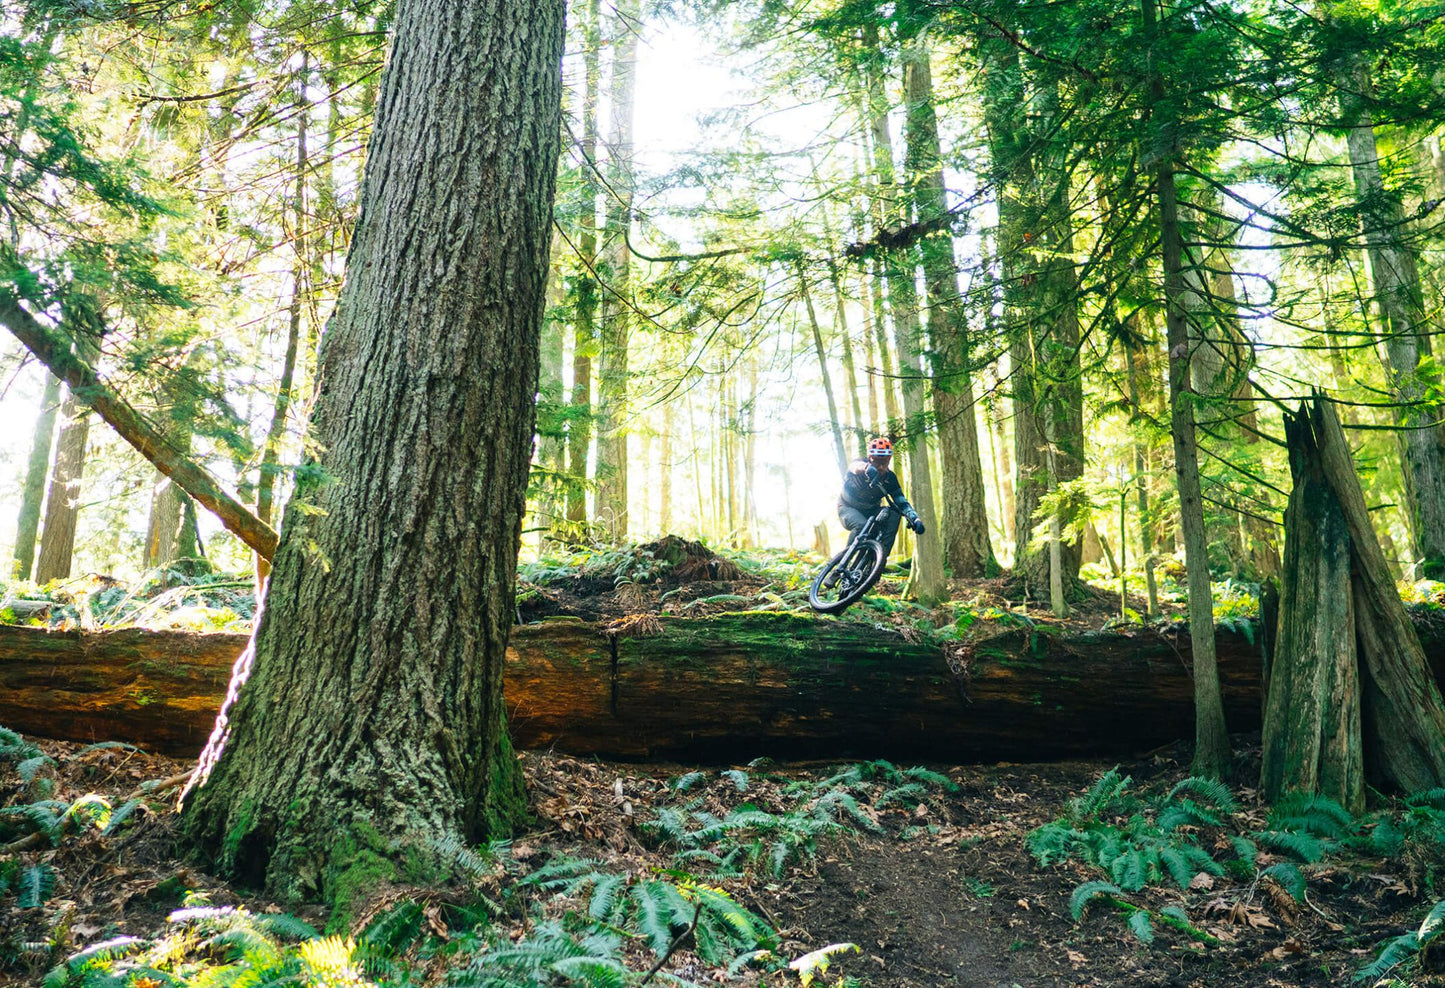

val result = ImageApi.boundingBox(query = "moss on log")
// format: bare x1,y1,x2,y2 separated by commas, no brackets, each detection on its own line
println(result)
3,612,1445,762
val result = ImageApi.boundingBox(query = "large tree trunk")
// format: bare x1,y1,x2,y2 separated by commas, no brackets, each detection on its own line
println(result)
13,372,61,581
593,0,639,544
903,36,997,579
1340,61,1445,579
179,0,564,911
19,613,1445,765
977,35,1080,597
34,385,92,583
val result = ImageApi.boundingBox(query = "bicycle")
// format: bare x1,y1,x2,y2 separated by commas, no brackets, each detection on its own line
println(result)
808,489,910,614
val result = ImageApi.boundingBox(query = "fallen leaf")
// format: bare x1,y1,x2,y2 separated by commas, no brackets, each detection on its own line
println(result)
1066,949,1088,968
1189,872,1215,891
1016,898,1030,911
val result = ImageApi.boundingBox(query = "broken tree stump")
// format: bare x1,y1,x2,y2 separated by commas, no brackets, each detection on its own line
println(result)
1265,396,1445,805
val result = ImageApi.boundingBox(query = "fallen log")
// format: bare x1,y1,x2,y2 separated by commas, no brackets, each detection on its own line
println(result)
4,612,1445,762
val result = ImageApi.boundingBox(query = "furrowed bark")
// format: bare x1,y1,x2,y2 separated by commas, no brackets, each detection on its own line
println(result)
180,0,564,910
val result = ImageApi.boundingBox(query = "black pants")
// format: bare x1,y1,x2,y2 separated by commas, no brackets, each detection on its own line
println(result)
838,503,901,557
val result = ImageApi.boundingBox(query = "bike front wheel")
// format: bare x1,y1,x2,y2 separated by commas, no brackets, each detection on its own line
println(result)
809,538,888,614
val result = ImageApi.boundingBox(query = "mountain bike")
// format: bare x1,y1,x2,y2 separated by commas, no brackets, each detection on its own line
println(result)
808,491,907,615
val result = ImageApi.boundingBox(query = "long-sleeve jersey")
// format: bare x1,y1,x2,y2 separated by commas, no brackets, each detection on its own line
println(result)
839,460,913,515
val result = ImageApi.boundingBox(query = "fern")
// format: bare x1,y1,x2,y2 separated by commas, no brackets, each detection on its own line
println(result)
630,879,693,956
1127,909,1155,944
359,901,421,953
588,873,627,922
876,783,927,808
813,791,881,833
721,769,749,792
523,856,608,891
1158,799,1224,832
1255,829,1326,863
900,766,957,791
1073,768,1133,819
16,754,53,782
0,726,41,763
1356,930,1420,982
100,798,144,836
16,863,56,908
1167,777,1239,813
1261,862,1307,902
672,772,706,793
1268,791,1354,838
1070,881,1123,920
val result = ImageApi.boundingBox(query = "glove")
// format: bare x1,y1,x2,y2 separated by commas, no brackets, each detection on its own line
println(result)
864,464,881,484
904,509,924,535
912,518,926,536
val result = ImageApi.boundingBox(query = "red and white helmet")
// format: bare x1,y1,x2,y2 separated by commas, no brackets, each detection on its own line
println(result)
866,437,893,458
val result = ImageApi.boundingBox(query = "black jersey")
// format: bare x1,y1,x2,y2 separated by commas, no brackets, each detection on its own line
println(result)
839,460,912,514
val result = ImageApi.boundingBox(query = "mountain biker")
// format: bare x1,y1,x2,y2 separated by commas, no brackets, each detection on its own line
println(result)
836,437,925,560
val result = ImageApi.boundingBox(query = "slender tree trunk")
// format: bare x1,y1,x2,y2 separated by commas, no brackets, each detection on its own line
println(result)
659,398,674,534
1157,137,1230,779
13,373,60,581
865,33,944,603
594,0,639,544
801,264,849,477
181,0,562,909
1124,342,1161,616
1341,60,1445,578
566,0,602,533
34,384,91,584
904,36,996,578
255,68,309,583
145,469,185,569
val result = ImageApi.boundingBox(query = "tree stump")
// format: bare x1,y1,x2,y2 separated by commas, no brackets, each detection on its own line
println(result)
1263,396,1445,807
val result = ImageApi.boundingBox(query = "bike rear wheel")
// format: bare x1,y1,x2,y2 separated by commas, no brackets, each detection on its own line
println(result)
809,538,888,614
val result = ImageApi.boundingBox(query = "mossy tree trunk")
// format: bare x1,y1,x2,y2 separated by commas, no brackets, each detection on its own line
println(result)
1265,396,1445,804
13,372,61,581
181,0,563,912
903,34,997,579
1262,404,1363,812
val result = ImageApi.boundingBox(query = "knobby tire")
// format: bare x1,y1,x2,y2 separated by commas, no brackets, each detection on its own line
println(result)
809,538,887,614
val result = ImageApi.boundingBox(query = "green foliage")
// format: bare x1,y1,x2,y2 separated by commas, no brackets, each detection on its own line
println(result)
1356,900,1445,983
642,761,951,881
514,856,775,981
41,905,331,988
1031,769,1356,944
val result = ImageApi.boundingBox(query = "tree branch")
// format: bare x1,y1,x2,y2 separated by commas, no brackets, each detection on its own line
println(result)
0,293,279,560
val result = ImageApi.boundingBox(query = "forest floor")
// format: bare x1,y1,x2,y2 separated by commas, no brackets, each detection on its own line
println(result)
4,539,1441,985
2,732,1438,988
